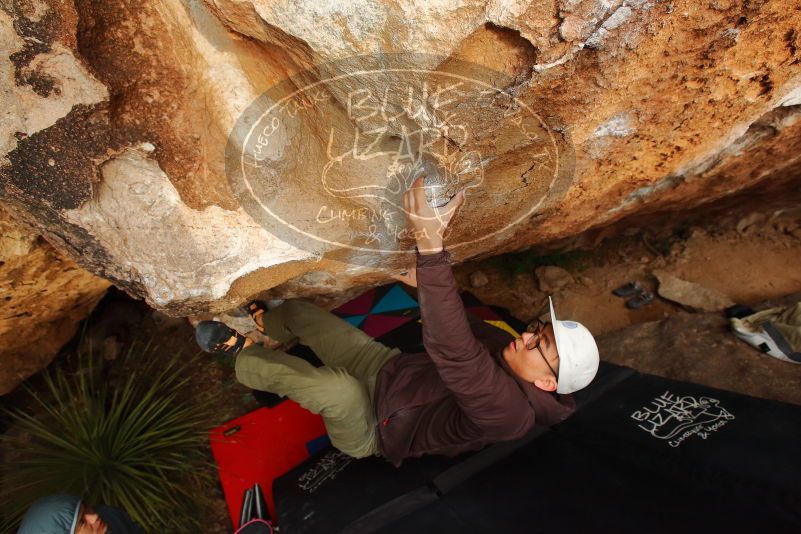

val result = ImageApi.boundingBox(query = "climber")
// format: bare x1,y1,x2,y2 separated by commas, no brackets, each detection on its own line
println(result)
18,494,143,534
195,176,600,466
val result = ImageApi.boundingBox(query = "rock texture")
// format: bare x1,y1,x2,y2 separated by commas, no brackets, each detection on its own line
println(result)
469,270,489,288
535,265,574,293
653,269,736,311
1,0,800,316
0,205,109,394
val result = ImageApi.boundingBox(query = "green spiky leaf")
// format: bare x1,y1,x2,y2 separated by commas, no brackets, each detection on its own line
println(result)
1,339,217,532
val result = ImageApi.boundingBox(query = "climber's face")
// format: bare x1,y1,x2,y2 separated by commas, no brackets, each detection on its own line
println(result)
502,321,560,392
75,504,107,534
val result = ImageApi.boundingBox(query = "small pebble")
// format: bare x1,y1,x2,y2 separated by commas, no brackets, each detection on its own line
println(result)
469,270,489,288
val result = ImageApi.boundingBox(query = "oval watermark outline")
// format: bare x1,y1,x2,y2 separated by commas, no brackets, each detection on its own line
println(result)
229,54,574,261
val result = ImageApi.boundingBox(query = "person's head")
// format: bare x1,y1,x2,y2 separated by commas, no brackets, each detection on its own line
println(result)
18,495,107,534
502,297,599,394
195,320,248,355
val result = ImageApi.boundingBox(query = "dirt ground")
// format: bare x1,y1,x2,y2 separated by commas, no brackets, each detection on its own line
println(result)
597,293,801,406
455,211,801,334
453,207,801,405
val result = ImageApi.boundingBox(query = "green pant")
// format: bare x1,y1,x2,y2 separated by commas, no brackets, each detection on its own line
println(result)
235,299,401,458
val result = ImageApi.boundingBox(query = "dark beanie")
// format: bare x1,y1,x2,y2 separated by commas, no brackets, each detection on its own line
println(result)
196,320,237,353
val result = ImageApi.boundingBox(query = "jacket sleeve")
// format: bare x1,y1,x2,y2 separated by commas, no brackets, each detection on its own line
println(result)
416,249,534,438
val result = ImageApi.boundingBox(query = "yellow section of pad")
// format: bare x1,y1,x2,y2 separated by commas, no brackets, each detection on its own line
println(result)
485,320,520,338
418,318,520,338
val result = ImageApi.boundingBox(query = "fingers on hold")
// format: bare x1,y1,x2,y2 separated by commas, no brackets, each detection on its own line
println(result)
404,190,417,213
444,189,466,215
450,189,466,207
415,184,430,208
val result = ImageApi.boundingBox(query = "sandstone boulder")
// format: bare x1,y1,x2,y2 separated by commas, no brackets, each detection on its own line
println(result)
0,205,109,394
0,0,799,318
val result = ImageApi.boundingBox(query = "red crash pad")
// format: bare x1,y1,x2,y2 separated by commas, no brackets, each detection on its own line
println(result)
210,401,327,528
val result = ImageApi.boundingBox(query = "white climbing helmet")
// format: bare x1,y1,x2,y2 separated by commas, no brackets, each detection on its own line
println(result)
549,296,600,394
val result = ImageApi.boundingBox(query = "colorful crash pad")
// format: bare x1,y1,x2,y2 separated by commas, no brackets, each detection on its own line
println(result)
332,283,420,338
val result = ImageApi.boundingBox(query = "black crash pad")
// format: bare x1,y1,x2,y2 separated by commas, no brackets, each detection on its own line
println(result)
274,363,801,533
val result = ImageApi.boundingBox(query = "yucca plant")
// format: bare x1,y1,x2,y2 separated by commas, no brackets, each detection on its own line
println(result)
1,339,217,532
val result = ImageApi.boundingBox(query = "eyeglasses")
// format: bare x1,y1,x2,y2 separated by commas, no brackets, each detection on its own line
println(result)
524,320,559,380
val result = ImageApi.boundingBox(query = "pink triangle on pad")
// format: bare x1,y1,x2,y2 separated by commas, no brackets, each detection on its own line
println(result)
360,314,413,338
333,288,375,316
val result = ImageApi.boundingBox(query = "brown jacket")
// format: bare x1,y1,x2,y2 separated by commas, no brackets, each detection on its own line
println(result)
374,249,576,467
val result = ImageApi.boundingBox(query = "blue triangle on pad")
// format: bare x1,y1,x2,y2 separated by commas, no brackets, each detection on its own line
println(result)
371,284,419,314
344,314,367,327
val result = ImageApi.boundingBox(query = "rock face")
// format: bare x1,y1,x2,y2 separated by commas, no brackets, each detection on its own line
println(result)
1,0,801,316
653,269,736,312
535,265,574,293
469,270,490,289
0,205,109,394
